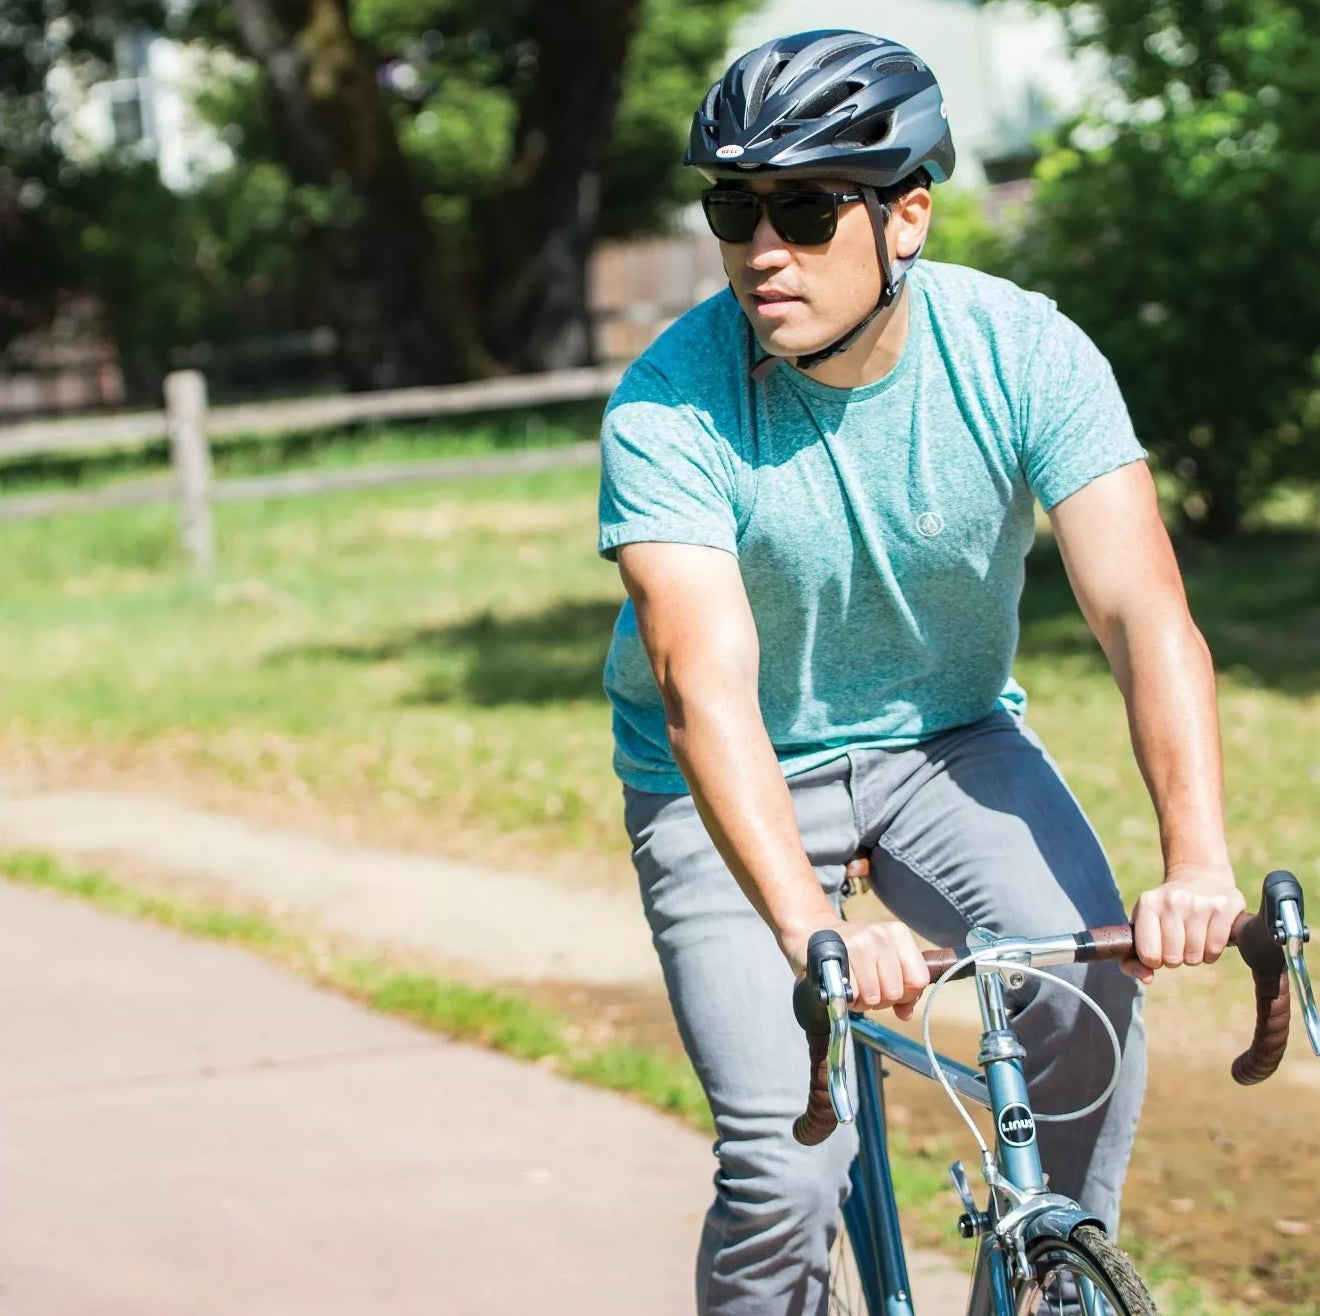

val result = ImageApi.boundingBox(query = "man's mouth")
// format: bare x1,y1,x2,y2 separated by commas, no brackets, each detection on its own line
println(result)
748,288,803,318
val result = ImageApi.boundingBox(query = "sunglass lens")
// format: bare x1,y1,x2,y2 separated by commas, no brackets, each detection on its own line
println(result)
767,193,837,245
702,192,758,243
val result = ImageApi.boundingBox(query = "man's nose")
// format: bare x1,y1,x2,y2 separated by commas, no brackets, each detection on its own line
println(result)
747,209,789,264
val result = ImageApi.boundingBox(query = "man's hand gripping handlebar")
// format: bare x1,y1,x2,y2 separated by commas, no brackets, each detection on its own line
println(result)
791,870,1320,1147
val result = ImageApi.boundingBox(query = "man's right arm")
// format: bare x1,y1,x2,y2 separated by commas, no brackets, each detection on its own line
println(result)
617,540,930,1014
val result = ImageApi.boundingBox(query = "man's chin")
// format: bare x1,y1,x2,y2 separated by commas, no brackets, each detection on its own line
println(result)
748,324,822,361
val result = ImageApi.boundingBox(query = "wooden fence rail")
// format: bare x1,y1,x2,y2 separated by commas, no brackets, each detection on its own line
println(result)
0,229,727,567
0,363,627,572
0,363,626,462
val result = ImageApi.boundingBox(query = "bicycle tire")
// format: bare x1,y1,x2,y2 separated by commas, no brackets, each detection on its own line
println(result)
1015,1224,1158,1315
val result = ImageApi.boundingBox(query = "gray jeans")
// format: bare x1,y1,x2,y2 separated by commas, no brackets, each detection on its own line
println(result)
623,710,1146,1316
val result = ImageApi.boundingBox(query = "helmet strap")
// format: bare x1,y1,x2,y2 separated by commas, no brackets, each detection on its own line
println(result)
751,188,923,381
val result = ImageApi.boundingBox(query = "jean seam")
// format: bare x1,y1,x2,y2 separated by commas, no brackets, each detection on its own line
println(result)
843,750,868,844
873,831,978,926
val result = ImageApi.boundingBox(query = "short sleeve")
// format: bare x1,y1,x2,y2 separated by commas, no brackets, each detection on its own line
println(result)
1019,308,1147,511
597,363,741,562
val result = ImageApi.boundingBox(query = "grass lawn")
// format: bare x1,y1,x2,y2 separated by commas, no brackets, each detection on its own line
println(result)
4,457,1319,906
4,457,1318,1316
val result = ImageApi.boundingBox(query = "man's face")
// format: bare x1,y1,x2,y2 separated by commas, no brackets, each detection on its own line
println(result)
711,176,882,359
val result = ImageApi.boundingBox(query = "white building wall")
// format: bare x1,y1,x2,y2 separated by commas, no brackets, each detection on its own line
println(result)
727,1,1102,187
53,35,233,191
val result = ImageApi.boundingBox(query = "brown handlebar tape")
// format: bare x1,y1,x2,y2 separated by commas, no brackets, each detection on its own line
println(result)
792,912,1293,1145
792,1029,838,1148
1229,908,1290,1084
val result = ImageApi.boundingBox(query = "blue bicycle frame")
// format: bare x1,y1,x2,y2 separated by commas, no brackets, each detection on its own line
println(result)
839,952,1102,1316
799,872,1320,1316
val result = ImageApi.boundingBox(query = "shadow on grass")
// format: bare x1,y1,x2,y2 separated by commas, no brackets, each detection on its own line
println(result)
273,599,621,706
270,528,1320,709
1019,528,1320,694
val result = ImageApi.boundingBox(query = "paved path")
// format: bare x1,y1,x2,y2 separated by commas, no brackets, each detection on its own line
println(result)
0,880,713,1315
1,786,658,986
0,787,972,1312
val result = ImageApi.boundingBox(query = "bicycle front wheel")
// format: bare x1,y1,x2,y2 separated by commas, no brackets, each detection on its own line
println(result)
1014,1225,1158,1315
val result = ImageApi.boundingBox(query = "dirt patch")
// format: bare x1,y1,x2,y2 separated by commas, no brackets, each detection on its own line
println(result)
532,978,1320,1310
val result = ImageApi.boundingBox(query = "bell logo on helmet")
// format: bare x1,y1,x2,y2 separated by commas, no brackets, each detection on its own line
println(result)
715,144,745,159
940,101,948,119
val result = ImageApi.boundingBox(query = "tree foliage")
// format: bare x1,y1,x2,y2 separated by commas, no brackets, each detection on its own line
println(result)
3,0,754,396
922,185,1013,278
0,0,163,355
1,2,329,396
1021,0,1320,536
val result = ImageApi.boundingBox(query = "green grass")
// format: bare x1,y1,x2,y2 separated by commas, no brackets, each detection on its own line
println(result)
4,458,1319,903
1,464,625,872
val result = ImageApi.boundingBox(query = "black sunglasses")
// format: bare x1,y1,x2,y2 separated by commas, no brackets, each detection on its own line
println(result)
700,187,865,246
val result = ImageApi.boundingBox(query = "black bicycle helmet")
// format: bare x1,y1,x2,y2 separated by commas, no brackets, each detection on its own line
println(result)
686,30,954,185
685,31,955,375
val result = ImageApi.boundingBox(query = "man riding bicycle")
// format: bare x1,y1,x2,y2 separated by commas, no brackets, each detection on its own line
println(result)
596,29,1243,1316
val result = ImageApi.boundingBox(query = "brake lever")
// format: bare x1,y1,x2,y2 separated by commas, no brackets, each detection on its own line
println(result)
820,958,856,1125
1277,897,1320,1057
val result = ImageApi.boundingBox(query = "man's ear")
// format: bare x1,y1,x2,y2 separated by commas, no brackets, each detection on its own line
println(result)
892,187,933,260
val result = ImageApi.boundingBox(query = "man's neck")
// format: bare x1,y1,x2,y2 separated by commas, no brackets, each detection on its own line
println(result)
793,285,911,390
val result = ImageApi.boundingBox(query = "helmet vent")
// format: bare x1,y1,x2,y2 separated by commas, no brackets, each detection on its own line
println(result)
813,38,875,68
798,79,865,120
746,57,793,120
869,54,919,77
836,112,895,147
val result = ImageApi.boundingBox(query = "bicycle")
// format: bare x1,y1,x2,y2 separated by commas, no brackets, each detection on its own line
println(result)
793,869,1320,1315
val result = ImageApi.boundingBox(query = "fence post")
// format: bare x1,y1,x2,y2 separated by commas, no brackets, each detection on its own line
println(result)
164,369,215,573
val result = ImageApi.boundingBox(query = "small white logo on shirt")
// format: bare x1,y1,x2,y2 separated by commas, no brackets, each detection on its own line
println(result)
916,512,945,537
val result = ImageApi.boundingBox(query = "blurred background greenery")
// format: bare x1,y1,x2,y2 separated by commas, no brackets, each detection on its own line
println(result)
5,8,1319,1309
5,0,1320,532
4,0,1319,879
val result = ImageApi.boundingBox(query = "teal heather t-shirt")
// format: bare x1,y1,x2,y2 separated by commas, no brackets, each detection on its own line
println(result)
597,260,1145,795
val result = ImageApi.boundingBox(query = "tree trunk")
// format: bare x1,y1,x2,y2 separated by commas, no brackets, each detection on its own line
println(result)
472,0,644,373
1197,474,1245,540
228,0,465,389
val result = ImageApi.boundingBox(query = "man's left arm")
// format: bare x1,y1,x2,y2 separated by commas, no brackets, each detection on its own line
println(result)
1048,460,1245,981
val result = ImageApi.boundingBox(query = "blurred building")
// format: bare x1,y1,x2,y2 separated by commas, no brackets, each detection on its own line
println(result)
53,30,234,191
728,0,1100,188
0,33,238,419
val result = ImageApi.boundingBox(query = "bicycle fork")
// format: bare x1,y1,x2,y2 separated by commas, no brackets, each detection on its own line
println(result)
957,934,1104,1316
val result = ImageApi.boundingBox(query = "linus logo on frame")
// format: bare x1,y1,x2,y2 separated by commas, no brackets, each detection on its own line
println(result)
997,1104,1037,1147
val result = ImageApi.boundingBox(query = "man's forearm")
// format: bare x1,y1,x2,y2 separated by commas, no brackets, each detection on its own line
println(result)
1108,612,1232,875
664,672,835,954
